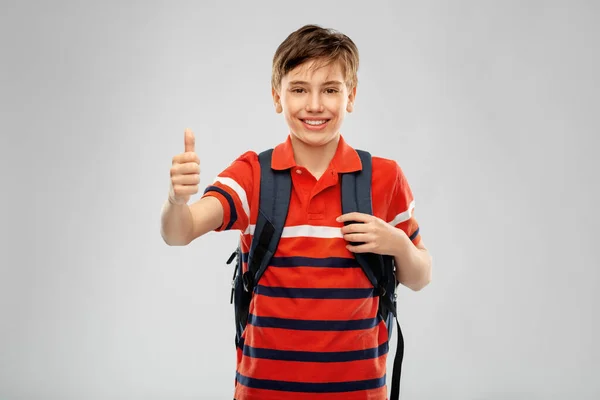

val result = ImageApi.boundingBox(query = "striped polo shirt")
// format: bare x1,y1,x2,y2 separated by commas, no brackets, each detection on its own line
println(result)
202,134,421,400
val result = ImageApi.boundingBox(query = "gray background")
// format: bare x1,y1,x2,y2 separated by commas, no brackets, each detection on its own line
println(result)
1,0,598,399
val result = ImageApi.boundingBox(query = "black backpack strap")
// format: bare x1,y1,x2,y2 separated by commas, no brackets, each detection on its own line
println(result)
341,149,403,400
245,149,292,290
340,152,378,287
341,150,384,288
390,317,404,400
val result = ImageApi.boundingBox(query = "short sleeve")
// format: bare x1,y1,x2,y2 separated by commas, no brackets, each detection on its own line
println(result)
386,162,421,245
201,151,257,232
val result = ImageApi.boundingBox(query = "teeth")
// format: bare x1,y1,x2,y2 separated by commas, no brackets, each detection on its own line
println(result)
304,120,327,125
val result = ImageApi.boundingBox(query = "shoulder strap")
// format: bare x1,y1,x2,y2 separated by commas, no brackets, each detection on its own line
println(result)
341,149,403,400
340,149,384,288
244,149,292,289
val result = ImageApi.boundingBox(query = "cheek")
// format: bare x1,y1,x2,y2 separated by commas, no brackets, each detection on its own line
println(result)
283,98,302,115
326,98,346,114
284,109,299,123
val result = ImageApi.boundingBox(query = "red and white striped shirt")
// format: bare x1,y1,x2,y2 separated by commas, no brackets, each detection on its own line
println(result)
202,134,421,400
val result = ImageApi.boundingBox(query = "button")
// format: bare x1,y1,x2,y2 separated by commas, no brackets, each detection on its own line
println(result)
296,169,302,174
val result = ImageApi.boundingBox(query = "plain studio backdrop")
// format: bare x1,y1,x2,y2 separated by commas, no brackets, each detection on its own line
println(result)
1,1,598,399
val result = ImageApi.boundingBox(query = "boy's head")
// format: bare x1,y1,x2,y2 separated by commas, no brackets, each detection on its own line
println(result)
271,24,359,147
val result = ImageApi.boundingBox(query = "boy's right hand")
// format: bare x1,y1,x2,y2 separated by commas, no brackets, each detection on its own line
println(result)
169,128,201,205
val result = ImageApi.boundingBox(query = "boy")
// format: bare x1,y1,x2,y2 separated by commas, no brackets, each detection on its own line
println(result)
161,24,431,400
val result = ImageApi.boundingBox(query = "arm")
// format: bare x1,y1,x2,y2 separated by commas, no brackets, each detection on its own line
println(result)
393,235,432,291
339,215,432,292
160,196,224,246
386,162,430,291
339,160,431,291
160,128,225,246
161,130,256,246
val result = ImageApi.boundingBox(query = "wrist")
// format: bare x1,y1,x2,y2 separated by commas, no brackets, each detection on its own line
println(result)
392,228,412,258
168,193,187,206
168,182,188,205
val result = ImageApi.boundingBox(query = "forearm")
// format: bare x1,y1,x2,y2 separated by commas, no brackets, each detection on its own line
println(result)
393,233,432,291
160,198,193,246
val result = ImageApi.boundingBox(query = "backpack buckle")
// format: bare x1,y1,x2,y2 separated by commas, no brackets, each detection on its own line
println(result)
377,277,389,297
242,271,254,292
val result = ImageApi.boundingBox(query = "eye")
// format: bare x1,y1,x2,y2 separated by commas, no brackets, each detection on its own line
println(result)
291,88,306,93
325,88,339,94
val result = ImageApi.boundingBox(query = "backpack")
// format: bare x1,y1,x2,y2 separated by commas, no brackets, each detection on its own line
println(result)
225,148,404,399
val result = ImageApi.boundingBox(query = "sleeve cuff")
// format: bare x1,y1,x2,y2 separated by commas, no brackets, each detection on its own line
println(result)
409,226,421,245
202,187,234,232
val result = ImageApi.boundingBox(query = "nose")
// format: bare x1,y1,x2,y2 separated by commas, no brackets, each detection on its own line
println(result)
305,92,324,113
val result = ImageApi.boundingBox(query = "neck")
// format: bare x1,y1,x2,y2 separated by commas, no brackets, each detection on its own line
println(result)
290,134,340,177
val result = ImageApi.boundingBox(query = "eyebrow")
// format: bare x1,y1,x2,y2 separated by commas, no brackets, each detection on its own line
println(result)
288,80,344,86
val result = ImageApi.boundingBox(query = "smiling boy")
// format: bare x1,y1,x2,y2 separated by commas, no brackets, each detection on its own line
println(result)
161,24,432,400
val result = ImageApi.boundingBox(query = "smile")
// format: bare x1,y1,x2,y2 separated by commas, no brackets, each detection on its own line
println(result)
303,119,328,125
300,119,330,130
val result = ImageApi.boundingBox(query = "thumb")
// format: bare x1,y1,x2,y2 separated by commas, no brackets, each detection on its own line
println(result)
184,128,195,153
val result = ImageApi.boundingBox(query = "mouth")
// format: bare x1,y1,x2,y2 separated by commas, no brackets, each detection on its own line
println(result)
300,118,330,130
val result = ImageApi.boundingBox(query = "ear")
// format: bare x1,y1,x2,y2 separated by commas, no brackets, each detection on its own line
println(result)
346,85,357,113
272,87,283,114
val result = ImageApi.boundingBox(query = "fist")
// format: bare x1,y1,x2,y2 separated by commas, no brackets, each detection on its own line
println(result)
169,128,200,205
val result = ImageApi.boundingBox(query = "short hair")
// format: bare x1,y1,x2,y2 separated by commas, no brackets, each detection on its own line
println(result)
271,24,359,91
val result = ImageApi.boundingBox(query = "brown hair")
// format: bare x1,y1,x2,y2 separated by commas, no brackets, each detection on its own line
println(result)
271,24,359,92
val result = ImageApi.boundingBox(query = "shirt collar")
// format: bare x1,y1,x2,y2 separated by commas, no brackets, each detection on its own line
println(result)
271,134,362,173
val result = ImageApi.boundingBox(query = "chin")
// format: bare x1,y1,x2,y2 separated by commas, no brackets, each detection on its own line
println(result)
292,130,338,147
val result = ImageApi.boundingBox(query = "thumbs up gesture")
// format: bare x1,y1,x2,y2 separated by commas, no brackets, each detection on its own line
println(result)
169,128,201,205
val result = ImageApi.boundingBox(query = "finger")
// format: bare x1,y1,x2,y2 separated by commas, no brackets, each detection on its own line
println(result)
170,162,200,177
173,152,200,165
172,184,199,196
184,128,195,153
346,242,375,253
172,173,200,185
171,162,199,174
336,212,371,223
341,223,370,234
171,162,200,174
343,233,371,243
179,162,200,174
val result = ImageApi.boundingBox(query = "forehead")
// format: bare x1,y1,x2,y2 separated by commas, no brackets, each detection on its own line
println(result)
283,59,345,84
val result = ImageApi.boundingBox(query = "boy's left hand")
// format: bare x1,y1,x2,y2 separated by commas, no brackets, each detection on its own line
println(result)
337,212,406,256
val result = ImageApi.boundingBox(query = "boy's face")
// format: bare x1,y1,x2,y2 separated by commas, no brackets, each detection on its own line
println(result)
272,59,356,148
